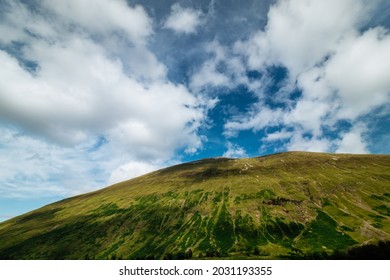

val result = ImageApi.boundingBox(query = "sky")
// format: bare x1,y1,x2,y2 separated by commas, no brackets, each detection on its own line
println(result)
0,0,389,221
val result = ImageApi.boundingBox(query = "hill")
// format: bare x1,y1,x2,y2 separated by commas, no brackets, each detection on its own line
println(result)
0,151,389,259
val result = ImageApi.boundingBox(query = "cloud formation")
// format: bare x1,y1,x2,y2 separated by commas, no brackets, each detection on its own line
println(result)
223,142,248,158
0,0,210,197
218,0,390,153
163,3,203,34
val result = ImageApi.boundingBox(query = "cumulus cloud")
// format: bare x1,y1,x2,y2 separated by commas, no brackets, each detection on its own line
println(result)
190,41,233,90
163,3,203,34
239,0,369,75
336,124,369,154
190,40,261,92
221,0,390,154
0,0,153,46
286,133,332,153
108,161,161,185
325,27,390,119
223,142,248,158
0,40,205,155
0,0,212,198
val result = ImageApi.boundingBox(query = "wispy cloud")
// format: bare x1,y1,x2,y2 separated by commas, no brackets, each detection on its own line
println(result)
163,3,204,34
223,142,248,158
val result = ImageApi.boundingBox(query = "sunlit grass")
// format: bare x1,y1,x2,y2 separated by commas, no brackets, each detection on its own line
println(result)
0,152,389,259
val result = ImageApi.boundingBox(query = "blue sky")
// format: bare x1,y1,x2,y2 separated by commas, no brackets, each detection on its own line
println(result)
0,0,389,221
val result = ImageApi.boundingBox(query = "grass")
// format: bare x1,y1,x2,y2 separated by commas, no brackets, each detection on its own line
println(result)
0,151,389,259
294,210,357,254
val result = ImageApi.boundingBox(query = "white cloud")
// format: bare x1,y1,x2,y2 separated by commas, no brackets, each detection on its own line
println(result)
190,60,230,90
325,27,390,119
264,129,292,141
0,0,164,81
42,0,152,42
284,99,332,136
0,41,205,153
224,106,285,137
108,161,161,185
0,126,103,198
163,3,203,34
0,0,212,198
190,41,231,90
222,0,390,154
241,0,369,75
286,133,332,153
223,142,248,158
336,124,369,154
190,40,261,92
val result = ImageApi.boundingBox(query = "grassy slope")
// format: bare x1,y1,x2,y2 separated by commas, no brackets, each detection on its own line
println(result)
0,151,389,259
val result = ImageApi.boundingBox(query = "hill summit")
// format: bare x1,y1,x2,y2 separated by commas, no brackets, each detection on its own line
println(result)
0,151,389,259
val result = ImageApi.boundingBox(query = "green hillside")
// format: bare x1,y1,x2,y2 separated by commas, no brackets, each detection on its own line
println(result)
0,151,389,259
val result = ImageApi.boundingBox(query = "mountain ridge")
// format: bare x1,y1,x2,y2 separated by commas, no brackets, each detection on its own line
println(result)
0,151,389,259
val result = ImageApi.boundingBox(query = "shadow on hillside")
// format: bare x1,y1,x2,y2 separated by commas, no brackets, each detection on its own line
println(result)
295,241,390,260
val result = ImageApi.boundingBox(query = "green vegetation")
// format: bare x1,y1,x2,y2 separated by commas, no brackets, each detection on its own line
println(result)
0,151,389,259
294,210,357,254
